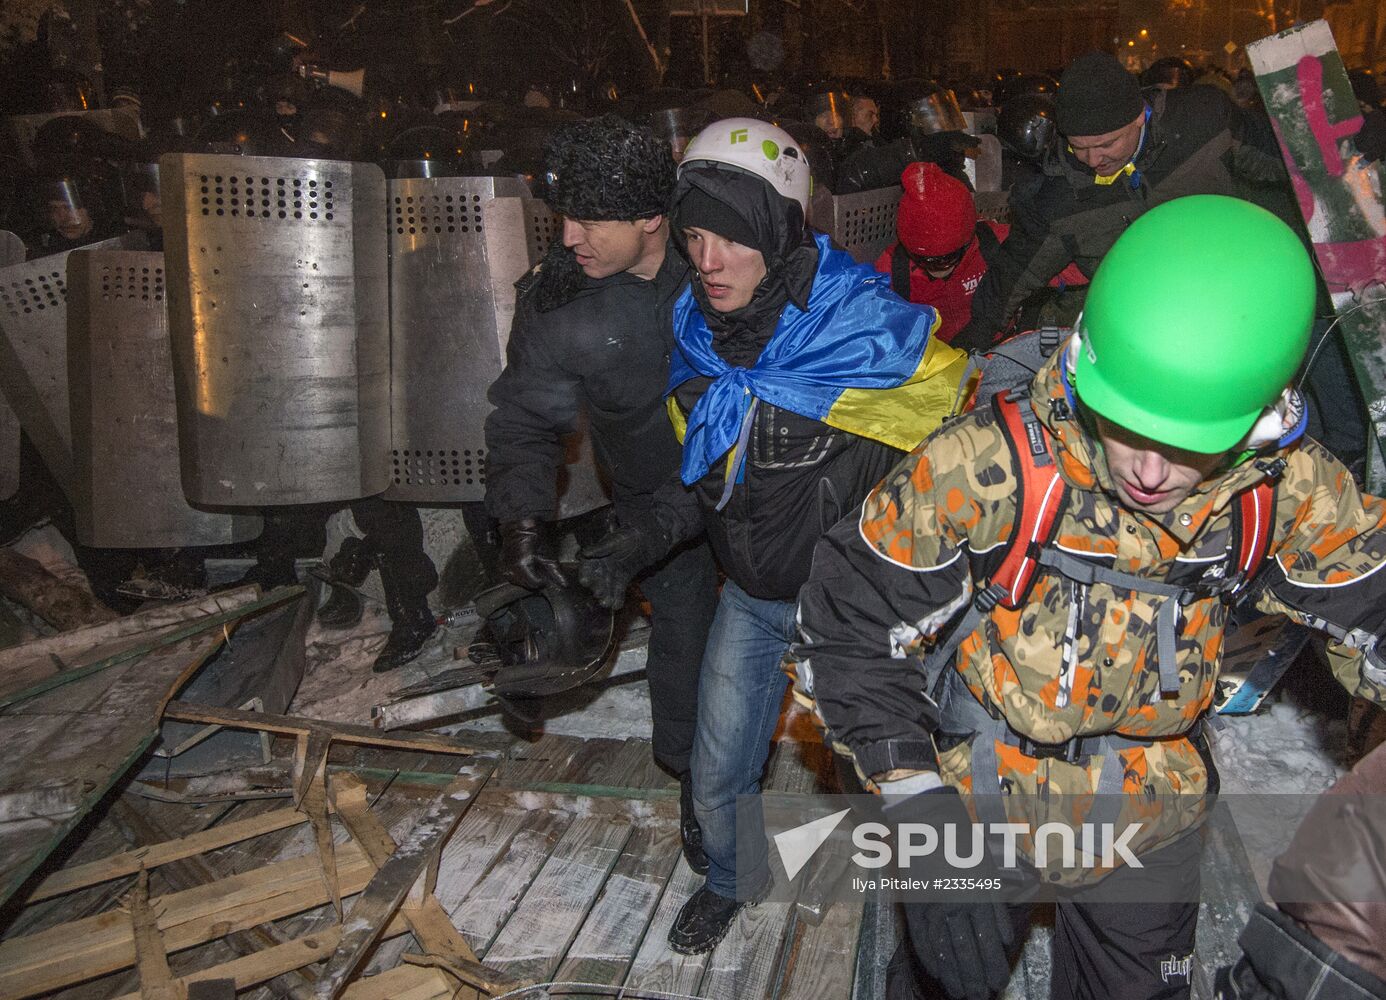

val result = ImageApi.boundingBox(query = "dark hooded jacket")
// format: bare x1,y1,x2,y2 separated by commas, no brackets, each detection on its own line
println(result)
483,241,691,523
661,165,907,600
956,84,1287,349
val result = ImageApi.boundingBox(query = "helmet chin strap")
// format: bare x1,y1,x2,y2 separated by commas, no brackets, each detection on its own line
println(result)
1063,325,1306,466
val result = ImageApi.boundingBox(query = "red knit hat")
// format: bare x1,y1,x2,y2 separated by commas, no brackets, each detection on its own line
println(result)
896,161,977,257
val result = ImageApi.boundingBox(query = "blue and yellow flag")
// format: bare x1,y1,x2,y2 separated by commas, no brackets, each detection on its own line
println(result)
668,232,969,488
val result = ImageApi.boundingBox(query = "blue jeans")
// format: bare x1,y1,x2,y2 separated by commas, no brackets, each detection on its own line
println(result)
689,579,795,899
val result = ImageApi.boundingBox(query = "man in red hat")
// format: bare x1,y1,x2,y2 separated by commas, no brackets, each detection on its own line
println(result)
876,161,1087,346
874,162,1004,345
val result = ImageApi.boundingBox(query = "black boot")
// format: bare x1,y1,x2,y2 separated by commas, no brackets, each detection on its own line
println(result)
668,885,749,955
679,775,708,876
317,536,373,630
373,600,437,673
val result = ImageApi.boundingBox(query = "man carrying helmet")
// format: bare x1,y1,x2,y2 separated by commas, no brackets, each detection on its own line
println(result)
484,115,720,874
790,196,1386,999
578,116,968,954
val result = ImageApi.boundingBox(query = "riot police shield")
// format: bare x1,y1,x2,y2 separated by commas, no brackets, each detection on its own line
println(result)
0,233,144,500
161,152,390,506
66,249,263,547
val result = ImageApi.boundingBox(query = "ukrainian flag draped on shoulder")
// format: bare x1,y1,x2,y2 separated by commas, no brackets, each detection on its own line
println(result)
667,231,969,488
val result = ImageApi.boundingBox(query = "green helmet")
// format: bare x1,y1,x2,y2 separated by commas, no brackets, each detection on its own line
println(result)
1073,195,1315,454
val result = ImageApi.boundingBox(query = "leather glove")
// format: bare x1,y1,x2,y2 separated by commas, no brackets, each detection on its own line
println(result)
578,521,668,610
498,518,567,591
912,130,980,183
884,786,1016,1000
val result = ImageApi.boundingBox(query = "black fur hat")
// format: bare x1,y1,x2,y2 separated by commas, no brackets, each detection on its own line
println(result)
543,113,675,221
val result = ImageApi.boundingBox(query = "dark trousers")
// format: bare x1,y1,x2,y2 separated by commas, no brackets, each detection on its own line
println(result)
638,538,719,777
255,497,438,606
889,832,1203,1000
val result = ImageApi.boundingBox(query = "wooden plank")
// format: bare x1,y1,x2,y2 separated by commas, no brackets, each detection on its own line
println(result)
433,809,532,914
496,734,591,785
554,820,682,988
26,806,311,902
106,797,318,1000
331,774,517,998
0,630,229,910
700,896,796,999
160,702,486,757
587,737,674,793
339,964,455,1000
0,585,258,680
777,897,865,1000
454,809,573,954
0,842,375,997
0,587,295,709
314,772,483,999
482,815,633,984
0,547,116,630
622,857,712,996
128,871,180,1000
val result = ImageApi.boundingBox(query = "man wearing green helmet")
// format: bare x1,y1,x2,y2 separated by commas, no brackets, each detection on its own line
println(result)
788,195,1386,1000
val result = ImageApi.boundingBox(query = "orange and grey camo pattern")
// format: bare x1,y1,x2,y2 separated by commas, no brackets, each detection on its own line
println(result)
790,352,1386,879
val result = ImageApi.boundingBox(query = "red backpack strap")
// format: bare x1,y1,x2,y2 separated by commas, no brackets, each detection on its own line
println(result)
1234,481,1276,584
988,390,1068,609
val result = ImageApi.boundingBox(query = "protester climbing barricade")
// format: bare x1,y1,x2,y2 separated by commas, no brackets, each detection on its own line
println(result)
161,152,390,506
66,248,262,547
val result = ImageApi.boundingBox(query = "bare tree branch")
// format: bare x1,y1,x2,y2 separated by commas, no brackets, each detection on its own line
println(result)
622,0,665,76
443,0,505,25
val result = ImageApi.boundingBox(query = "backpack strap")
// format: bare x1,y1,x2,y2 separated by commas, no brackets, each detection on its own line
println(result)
988,388,1068,607
1234,480,1276,584
918,389,1066,701
890,243,912,298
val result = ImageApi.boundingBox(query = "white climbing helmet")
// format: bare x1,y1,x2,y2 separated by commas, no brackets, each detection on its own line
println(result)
679,116,812,217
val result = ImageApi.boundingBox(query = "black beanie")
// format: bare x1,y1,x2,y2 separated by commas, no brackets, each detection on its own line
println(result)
543,113,675,220
1056,52,1144,137
673,186,763,254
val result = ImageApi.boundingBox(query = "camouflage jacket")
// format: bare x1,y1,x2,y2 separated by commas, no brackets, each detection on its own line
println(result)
790,350,1386,870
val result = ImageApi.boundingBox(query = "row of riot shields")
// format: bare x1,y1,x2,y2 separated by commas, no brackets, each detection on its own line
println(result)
0,151,1002,550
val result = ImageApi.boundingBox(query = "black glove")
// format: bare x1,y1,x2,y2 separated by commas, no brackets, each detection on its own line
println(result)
885,787,1017,1000
912,129,980,183
498,518,567,591
577,522,667,610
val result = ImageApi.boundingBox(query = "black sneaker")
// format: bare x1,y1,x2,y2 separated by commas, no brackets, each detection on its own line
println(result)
668,886,745,955
679,775,708,876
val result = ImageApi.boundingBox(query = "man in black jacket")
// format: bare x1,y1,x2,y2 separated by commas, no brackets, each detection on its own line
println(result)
955,51,1287,350
483,116,719,872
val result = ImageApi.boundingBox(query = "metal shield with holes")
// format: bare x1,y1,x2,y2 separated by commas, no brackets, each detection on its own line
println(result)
0,231,24,502
0,234,145,501
828,186,904,264
161,152,389,506
67,249,262,547
382,175,531,502
382,182,612,518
